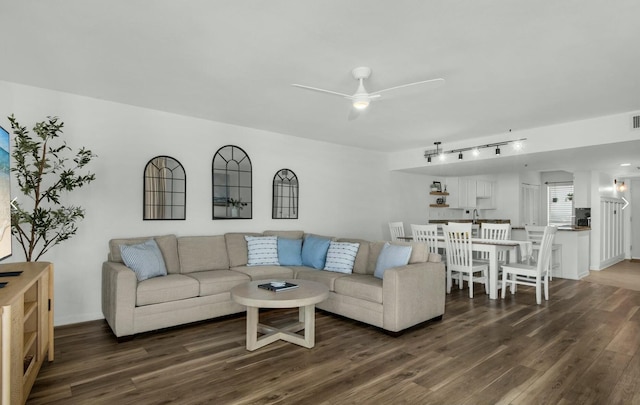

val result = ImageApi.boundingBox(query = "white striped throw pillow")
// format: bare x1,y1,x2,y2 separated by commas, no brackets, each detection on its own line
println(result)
324,241,360,273
244,235,280,266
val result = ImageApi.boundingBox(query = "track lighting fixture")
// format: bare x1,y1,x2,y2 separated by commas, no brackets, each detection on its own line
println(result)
423,138,526,162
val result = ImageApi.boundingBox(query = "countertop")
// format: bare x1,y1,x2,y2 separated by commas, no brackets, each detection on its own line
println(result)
512,226,591,232
429,219,511,224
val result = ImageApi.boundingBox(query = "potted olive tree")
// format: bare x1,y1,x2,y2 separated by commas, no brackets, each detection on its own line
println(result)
8,115,96,261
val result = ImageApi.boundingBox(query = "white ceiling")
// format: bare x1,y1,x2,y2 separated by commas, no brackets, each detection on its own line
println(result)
1,1,640,174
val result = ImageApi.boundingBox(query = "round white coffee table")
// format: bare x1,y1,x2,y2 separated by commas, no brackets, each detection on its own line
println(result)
230,279,329,351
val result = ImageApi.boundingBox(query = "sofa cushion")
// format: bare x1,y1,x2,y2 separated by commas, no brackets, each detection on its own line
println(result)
324,241,360,274
110,234,180,274
185,270,250,296
374,242,412,279
367,241,428,274
277,238,303,266
231,265,294,281
334,274,383,304
225,232,263,267
178,236,229,273
301,235,331,269
337,238,370,275
120,239,168,281
136,274,199,306
294,267,348,291
245,235,279,266
263,230,305,239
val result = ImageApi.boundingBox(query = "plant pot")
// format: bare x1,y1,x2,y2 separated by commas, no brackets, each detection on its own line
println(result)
231,207,239,217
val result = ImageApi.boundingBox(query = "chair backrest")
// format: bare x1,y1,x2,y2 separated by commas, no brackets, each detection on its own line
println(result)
388,222,405,241
480,223,511,240
442,223,473,271
480,223,511,261
535,226,557,275
411,224,439,254
525,225,546,245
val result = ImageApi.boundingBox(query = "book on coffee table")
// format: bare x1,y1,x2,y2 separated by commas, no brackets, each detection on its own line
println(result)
258,282,299,292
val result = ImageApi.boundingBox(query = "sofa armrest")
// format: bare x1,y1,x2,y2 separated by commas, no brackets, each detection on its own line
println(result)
102,261,138,337
382,261,445,332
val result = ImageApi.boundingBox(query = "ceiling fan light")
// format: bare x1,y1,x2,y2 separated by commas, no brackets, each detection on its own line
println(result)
353,99,369,110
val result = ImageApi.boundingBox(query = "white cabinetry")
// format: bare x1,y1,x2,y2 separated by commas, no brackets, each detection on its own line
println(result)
476,180,492,198
573,171,591,208
445,178,496,209
459,178,477,208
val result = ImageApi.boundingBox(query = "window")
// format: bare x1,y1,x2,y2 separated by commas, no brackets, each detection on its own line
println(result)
547,182,574,226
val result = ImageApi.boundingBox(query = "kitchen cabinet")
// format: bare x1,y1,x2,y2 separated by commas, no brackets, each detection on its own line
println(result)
573,171,591,208
459,179,477,208
476,180,492,198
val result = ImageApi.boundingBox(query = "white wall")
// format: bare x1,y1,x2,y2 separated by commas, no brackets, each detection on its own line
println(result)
0,81,390,325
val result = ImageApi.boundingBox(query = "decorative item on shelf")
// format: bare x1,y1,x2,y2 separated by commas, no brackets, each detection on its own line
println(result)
566,193,573,201
8,115,96,261
227,198,247,218
431,181,442,192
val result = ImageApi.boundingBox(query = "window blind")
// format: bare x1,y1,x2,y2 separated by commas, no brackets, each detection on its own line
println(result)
547,183,574,225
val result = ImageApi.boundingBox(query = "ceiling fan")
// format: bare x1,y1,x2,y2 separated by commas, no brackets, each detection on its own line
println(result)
291,67,445,117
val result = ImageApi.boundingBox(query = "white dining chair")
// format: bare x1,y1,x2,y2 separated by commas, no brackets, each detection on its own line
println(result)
501,226,557,304
411,224,440,256
526,225,560,280
478,223,511,263
388,222,405,241
443,223,488,298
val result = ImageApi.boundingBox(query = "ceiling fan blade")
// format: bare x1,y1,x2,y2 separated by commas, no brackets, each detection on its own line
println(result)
369,78,445,96
291,84,352,99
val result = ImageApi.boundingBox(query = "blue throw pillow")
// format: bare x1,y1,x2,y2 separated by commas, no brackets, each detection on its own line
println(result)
278,238,303,266
301,235,331,269
374,242,412,279
120,239,168,281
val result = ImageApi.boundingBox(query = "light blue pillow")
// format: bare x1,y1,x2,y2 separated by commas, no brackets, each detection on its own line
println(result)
245,235,280,266
278,238,303,266
374,242,412,279
120,239,168,281
301,235,331,269
324,241,360,274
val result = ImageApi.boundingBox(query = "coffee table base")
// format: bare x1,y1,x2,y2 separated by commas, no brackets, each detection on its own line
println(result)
246,304,316,351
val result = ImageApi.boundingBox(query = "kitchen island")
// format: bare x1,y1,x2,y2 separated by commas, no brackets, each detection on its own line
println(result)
512,227,590,280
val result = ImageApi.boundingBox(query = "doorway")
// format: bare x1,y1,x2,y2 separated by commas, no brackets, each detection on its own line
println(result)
632,179,640,260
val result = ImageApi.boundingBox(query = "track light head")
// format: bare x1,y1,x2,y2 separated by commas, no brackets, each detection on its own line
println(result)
458,152,463,160
495,146,501,155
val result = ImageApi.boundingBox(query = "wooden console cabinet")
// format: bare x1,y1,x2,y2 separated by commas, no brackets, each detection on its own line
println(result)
0,262,53,404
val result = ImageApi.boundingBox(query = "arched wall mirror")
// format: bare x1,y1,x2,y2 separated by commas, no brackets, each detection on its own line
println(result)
143,156,186,220
212,145,252,219
272,168,298,219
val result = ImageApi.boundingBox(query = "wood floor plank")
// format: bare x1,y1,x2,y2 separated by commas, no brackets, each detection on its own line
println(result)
26,261,640,404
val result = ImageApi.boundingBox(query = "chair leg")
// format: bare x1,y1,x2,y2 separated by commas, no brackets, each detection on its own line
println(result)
536,277,542,305
501,272,507,298
469,272,474,298
544,274,549,301
446,269,452,293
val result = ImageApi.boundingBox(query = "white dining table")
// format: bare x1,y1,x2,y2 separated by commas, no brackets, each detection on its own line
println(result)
435,237,530,300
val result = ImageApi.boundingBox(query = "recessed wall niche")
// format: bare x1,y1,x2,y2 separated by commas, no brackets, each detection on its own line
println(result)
212,145,252,219
143,156,186,220
272,168,298,219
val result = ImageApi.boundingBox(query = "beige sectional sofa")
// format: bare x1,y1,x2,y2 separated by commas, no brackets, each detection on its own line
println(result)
101,230,445,338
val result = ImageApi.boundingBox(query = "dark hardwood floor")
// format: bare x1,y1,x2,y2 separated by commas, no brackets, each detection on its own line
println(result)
28,266,640,404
